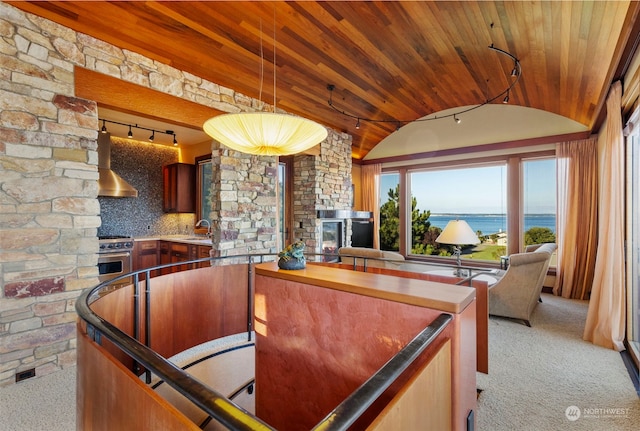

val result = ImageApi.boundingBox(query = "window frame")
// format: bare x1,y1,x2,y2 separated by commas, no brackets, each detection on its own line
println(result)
521,156,558,267
380,149,555,267
405,160,508,264
194,154,213,234
278,156,294,249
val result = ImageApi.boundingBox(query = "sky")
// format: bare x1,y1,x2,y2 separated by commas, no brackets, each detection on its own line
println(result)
380,159,556,214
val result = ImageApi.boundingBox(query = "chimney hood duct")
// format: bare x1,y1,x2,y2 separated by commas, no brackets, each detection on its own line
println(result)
97,132,138,198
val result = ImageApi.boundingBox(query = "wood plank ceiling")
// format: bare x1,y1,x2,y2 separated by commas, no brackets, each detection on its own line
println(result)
8,1,640,159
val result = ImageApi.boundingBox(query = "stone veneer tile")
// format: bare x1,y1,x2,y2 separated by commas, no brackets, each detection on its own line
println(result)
4,277,64,299
41,312,76,326
33,301,66,316
9,317,41,334
0,322,75,354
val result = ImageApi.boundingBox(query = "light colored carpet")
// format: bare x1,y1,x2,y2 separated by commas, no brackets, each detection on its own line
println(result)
477,293,640,430
0,365,76,431
0,294,637,430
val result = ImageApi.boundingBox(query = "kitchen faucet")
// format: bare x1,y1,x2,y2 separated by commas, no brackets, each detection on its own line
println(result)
195,219,212,238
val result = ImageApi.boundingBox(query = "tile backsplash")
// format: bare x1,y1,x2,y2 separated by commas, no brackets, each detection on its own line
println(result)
97,137,195,237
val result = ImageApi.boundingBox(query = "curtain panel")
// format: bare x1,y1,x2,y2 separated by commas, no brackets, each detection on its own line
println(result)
362,164,381,249
554,138,598,300
584,81,626,351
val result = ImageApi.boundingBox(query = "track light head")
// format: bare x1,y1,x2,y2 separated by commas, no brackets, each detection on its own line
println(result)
454,115,461,124
355,118,360,129
511,66,518,77
101,119,176,145
503,90,510,104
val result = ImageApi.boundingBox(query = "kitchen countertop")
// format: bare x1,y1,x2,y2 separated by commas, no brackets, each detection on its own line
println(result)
134,235,212,245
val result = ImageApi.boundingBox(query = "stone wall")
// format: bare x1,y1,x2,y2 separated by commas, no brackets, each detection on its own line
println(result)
0,4,101,385
293,132,353,255
0,2,344,386
209,141,278,259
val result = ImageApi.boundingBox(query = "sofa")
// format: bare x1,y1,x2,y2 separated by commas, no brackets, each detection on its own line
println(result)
337,247,429,272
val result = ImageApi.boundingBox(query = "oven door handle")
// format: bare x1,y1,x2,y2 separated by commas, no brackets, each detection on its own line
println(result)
99,251,131,259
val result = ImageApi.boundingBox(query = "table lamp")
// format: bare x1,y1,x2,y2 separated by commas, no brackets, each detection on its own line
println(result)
435,219,480,277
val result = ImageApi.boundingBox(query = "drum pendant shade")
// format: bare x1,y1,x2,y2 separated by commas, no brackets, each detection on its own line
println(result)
203,112,327,156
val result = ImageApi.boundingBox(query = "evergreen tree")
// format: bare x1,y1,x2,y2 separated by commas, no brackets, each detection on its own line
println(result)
524,227,556,246
379,185,437,254
379,186,400,250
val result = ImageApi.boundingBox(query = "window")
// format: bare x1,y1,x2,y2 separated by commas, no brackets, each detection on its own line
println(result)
408,165,507,261
379,152,557,265
523,158,557,253
278,156,294,249
195,155,213,229
278,162,286,248
625,111,640,372
379,172,400,251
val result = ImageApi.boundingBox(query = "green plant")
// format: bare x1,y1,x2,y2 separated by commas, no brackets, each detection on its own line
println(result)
524,227,556,245
379,185,451,255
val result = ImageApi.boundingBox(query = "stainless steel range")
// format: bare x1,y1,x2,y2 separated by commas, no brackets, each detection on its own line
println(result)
98,235,134,286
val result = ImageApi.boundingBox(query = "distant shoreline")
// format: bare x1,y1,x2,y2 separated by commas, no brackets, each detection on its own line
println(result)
427,213,556,235
428,213,555,216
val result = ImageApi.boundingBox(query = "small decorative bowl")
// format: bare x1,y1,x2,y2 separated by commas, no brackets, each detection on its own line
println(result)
277,257,306,270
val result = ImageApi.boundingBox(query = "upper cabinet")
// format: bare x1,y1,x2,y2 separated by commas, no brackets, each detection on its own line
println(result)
163,163,195,213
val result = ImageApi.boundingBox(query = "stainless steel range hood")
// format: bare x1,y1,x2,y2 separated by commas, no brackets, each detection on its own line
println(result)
97,132,138,198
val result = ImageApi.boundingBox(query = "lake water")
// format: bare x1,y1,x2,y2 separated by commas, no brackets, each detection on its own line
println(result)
428,214,556,235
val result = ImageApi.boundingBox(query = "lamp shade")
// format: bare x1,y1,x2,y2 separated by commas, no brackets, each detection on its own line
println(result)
435,219,480,245
203,112,328,156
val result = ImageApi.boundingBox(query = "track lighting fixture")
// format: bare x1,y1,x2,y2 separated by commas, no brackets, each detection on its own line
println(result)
327,44,521,127
99,118,178,146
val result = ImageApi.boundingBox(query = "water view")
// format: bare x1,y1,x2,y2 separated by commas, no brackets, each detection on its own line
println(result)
428,214,556,235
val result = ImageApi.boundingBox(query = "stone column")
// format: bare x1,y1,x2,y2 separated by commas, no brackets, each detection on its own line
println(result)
293,131,353,256
209,143,278,262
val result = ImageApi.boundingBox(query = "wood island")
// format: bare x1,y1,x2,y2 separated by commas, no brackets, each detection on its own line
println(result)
254,262,477,430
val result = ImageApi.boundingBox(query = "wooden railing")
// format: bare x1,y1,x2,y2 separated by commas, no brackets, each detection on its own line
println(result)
76,254,458,430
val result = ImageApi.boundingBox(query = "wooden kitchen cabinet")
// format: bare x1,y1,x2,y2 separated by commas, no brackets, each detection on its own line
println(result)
163,163,195,213
159,241,171,275
133,240,159,278
159,241,189,274
170,243,191,273
192,244,212,269
158,241,212,274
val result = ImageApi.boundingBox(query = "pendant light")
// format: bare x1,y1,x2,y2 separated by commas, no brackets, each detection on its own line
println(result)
203,11,327,156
